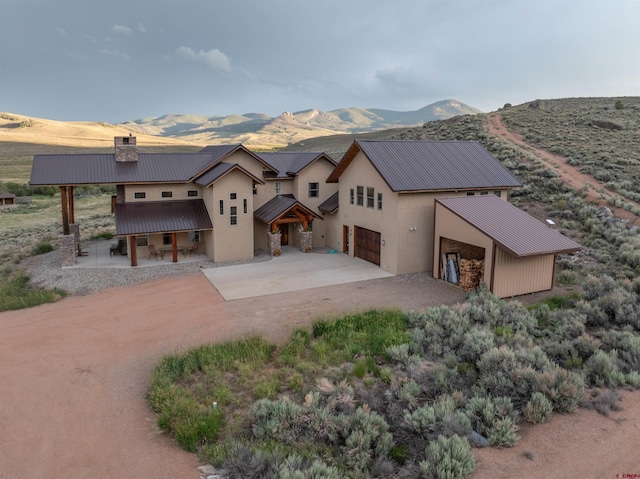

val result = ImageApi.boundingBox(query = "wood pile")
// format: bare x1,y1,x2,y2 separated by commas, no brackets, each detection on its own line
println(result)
458,258,485,291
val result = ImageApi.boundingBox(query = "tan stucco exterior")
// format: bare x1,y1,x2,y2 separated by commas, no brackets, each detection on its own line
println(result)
124,183,201,202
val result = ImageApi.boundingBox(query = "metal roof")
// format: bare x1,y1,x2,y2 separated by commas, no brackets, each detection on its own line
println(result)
194,162,264,187
318,192,339,214
327,140,522,192
114,199,213,236
254,195,321,224
30,153,223,186
436,195,581,257
255,152,335,178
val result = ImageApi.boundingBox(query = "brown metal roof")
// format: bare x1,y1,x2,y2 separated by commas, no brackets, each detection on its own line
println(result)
436,195,581,257
256,152,336,178
0,193,17,199
194,162,264,187
318,192,339,214
327,140,522,192
30,153,223,186
114,199,213,236
200,144,279,173
254,195,321,224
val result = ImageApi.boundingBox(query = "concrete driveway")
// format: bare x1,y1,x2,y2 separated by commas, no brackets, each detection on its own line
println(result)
201,247,394,300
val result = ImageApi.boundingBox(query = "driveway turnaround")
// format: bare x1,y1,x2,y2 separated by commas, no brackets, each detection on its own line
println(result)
201,248,394,300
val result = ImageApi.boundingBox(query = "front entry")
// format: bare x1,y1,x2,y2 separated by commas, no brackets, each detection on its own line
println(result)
355,226,381,266
281,224,289,245
343,225,349,253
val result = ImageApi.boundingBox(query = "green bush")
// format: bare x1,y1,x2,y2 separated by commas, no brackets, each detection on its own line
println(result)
31,241,53,256
419,434,475,479
465,395,519,447
584,350,621,387
522,392,553,424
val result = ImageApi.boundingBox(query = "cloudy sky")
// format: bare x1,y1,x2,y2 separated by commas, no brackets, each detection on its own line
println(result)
1,0,638,123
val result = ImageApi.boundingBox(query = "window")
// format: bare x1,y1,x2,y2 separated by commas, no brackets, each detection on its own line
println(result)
480,191,489,196
377,193,383,210
308,182,319,198
466,191,475,196
188,230,200,242
253,184,258,195
243,198,248,214
230,206,237,225
161,191,173,198
350,188,354,205
367,187,374,208
134,192,146,199
135,235,148,246
357,186,364,206
230,192,237,200
187,190,198,197
493,190,502,197
275,182,281,194
162,233,171,245
219,200,224,215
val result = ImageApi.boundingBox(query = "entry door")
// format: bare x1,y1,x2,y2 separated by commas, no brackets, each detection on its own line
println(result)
355,226,381,266
343,225,349,253
281,225,289,245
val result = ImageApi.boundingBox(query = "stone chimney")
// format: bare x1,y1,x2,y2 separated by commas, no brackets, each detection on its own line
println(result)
114,135,138,162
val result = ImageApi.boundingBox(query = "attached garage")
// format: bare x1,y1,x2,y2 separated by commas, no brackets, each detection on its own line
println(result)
355,226,381,266
433,195,581,298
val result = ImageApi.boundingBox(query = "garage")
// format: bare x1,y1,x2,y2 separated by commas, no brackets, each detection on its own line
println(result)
355,226,381,266
433,195,581,298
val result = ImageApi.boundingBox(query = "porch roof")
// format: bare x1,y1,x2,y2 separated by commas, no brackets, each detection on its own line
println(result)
318,192,339,214
114,199,213,236
254,195,321,224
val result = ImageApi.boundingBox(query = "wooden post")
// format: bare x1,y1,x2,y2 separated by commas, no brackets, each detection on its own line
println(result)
68,186,75,224
60,186,70,235
129,235,137,267
171,232,178,262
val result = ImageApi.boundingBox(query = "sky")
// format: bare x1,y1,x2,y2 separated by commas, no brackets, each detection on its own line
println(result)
1,0,638,123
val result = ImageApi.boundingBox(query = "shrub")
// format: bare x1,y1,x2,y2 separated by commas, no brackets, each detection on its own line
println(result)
590,389,622,416
465,395,519,447
534,368,584,413
31,241,53,256
584,350,621,387
615,100,624,110
419,434,475,479
522,392,553,424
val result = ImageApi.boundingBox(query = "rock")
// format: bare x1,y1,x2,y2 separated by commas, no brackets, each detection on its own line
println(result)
197,465,217,475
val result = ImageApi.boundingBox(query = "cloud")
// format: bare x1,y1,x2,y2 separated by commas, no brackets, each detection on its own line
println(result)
176,46,231,73
84,34,97,43
56,27,67,36
137,23,147,34
111,25,132,36
99,49,131,60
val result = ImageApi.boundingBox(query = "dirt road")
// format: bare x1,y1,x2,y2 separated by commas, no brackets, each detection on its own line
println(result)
0,272,464,479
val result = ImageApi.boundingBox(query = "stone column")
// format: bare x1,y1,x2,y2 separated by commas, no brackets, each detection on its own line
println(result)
299,231,312,253
268,232,282,256
59,234,76,267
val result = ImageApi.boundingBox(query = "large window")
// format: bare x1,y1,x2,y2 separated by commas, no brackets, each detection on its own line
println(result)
163,233,171,245
377,193,383,210
230,206,237,225
275,182,281,195
350,188,354,205
367,187,374,208
308,182,319,198
356,186,364,206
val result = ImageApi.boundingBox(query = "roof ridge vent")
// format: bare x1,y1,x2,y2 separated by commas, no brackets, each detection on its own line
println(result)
114,135,138,162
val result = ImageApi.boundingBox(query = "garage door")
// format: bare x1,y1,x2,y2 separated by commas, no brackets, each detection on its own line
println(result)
355,226,381,266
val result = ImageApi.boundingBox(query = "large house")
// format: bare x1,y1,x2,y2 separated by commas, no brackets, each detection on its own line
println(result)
29,136,580,297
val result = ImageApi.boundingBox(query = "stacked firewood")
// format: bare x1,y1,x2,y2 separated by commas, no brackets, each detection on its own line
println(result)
458,259,485,291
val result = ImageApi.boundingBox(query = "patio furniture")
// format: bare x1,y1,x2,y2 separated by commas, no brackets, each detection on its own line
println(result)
148,244,163,261
184,241,199,256
109,243,119,256
117,239,127,255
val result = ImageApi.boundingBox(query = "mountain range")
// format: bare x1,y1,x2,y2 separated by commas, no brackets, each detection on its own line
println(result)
119,99,481,149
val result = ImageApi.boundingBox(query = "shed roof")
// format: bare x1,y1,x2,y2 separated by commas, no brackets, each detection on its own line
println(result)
0,193,17,199
436,195,581,257
254,195,321,224
327,140,522,192
318,192,339,214
114,199,213,236
256,152,336,179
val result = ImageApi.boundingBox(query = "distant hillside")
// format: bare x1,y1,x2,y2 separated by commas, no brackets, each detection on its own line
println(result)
119,99,481,149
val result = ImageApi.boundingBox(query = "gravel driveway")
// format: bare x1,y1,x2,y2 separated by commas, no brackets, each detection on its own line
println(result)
1,250,465,479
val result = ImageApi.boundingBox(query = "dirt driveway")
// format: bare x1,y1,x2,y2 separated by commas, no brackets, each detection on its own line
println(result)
0,271,464,479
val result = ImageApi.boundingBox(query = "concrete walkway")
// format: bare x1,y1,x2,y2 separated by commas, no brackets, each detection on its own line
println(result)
201,247,394,300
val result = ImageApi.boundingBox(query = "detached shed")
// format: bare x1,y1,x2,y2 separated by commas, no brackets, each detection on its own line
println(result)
433,196,581,298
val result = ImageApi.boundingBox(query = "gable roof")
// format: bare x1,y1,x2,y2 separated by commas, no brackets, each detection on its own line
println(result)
436,195,581,257
318,192,339,214
254,195,322,224
114,199,213,236
200,145,278,174
194,162,264,188
255,152,336,179
327,140,522,192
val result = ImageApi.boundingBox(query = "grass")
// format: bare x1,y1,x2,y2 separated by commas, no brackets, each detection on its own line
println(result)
0,268,66,312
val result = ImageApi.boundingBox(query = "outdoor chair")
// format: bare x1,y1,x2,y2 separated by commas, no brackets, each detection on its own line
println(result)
148,244,164,261
184,241,199,256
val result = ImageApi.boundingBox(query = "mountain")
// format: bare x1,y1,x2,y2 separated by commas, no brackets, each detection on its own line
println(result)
119,99,481,149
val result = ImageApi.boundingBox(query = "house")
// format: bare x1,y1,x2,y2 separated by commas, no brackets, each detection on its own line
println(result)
29,137,337,266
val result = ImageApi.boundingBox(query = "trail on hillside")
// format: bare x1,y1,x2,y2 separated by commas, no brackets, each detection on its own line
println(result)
486,113,639,223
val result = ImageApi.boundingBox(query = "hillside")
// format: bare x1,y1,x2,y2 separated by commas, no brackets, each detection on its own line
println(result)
119,99,481,148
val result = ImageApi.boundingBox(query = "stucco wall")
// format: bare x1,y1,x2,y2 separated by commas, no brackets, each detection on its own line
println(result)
124,183,201,202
